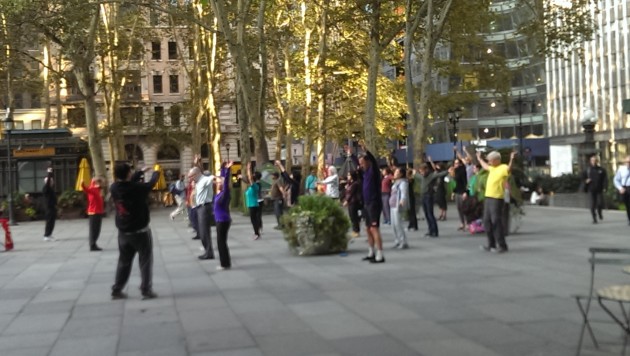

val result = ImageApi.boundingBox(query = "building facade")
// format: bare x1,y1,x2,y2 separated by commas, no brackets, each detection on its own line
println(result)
547,0,630,175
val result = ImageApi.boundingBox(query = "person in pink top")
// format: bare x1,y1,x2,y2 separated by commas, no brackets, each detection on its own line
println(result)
82,177,105,251
381,168,393,224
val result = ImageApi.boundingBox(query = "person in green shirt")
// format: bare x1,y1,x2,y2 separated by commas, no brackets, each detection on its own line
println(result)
244,162,263,240
305,169,317,195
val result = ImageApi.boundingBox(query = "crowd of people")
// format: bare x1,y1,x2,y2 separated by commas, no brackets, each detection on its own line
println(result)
32,146,630,299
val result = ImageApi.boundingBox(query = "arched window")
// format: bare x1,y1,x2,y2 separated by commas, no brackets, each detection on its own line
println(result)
125,144,144,162
157,143,180,160
200,143,209,159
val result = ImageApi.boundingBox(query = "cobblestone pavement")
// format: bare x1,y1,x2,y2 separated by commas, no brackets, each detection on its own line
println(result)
0,204,627,355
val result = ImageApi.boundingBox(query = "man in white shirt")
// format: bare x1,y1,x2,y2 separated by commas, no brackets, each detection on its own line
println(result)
188,167,216,260
169,174,187,220
614,155,630,225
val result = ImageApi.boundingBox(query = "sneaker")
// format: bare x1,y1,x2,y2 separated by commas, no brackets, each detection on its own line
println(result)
361,255,375,261
495,247,508,254
391,243,400,249
480,245,496,253
397,244,409,250
111,290,128,300
253,234,261,240
216,266,230,271
90,245,103,251
43,236,55,242
141,290,158,300
370,257,386,264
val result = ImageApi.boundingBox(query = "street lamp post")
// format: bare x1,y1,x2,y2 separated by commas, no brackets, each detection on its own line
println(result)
448,108,462,159
4,109,16,226
514,94,527,158
225,143,230,161
580,107,598,169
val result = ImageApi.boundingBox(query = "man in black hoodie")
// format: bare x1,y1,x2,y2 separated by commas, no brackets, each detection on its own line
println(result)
42,167,57,241
110,163,160,300
583,155,608,224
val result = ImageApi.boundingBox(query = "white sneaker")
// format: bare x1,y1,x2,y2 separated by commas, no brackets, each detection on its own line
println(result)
43,236,55,242
216,266,229,271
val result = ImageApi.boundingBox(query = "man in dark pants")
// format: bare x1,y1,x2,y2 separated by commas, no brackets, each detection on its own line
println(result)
583,155,608,224
269,172,284,229
110,163,160,300
477,150,515,253
358,144,385,263
417,161,449,237
43,167,57,241
188,167,216,260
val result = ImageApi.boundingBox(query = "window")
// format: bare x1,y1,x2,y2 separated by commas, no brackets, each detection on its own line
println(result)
151,41,161,60
122,70,141,99
150,10,160,25
18,160,50,193
169,75,179,93
155,106,164,126
168,41,177,60
14,121,24,130
31,94,41,108
153,75,163,93
31,120,42,130
169,105,180,126
120,107,143,126
67,108,86,128
188,41,195,60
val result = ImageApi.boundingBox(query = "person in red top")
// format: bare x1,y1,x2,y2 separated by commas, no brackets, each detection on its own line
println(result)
381,168,393,225
82,177,105,251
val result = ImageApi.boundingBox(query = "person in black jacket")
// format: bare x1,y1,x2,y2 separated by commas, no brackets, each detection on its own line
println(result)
43,167,57,241
110,163,160,300
583,155,608,224
275,160,301,207
450,159,468,231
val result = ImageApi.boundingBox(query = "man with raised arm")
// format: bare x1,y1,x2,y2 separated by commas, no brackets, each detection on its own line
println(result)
476,150,516,254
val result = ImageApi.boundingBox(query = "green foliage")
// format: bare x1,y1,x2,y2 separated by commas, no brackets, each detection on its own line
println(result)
58,189,86,209
280,195,350,255
533,174,581,194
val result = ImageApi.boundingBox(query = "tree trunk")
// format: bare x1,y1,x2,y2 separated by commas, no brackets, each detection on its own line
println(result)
364,1,381,152
74,64,106,178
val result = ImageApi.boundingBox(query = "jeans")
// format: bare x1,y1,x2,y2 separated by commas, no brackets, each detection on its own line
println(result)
422,195,438,235
348,202,361,233
391,207,407,246
112,228,153,293
455,193,466,226
44,207,57,237
88,214,103,247
216,221,232,268
483,198,507,249
381,193,391,223
273,199,284,226
249,206,262,236
196,204,214,257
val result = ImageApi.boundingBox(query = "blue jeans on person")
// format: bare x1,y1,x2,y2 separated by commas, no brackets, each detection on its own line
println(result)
422,194,438,236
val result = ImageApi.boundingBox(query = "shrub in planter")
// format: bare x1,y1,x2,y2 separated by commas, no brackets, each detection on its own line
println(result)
280,195,350,255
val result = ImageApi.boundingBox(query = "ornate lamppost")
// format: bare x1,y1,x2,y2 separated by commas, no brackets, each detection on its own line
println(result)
580,107,598,167
448,108,462,159
4,109,16,226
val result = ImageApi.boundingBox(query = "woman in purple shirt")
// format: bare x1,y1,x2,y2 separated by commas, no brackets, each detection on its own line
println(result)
214,161,234,270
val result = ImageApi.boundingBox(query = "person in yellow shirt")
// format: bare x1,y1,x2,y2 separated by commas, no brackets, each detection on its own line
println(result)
476,150,516,253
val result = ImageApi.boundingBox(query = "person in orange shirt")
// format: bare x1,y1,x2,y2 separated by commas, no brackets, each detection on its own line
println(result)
82,177,105,251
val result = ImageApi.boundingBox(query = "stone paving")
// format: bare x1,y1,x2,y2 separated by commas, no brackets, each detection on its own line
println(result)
0,204,628,356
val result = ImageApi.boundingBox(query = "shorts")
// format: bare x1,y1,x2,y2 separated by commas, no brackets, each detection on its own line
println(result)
363,201,382,228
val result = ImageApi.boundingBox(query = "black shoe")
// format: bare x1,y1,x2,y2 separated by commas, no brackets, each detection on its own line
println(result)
430,233,439,238
495,247,508,254
111,290,127,300
362,255,375,261
593,220,598,224
480,245,496,252
141,290,158,300
192,236,200,240
198,254,214,260
370,257,386,264
90,245,103,251
599,214,603,220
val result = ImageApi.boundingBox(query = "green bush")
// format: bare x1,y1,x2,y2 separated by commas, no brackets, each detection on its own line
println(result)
58,189,85,209
533,174,581,194
280,195,350,255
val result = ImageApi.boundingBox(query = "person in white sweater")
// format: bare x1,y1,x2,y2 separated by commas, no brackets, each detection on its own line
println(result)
389,167,409,249
320,166,340,200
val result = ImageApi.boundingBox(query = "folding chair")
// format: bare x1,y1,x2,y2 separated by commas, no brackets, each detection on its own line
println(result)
598,285,630,355
575,247,630,356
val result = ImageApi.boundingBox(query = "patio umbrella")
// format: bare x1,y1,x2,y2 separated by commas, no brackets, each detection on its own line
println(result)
75,158,91,191
153,164,166,190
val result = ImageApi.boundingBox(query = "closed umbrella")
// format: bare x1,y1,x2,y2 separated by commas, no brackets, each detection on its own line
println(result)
75,158,91,191
153,164,166,190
